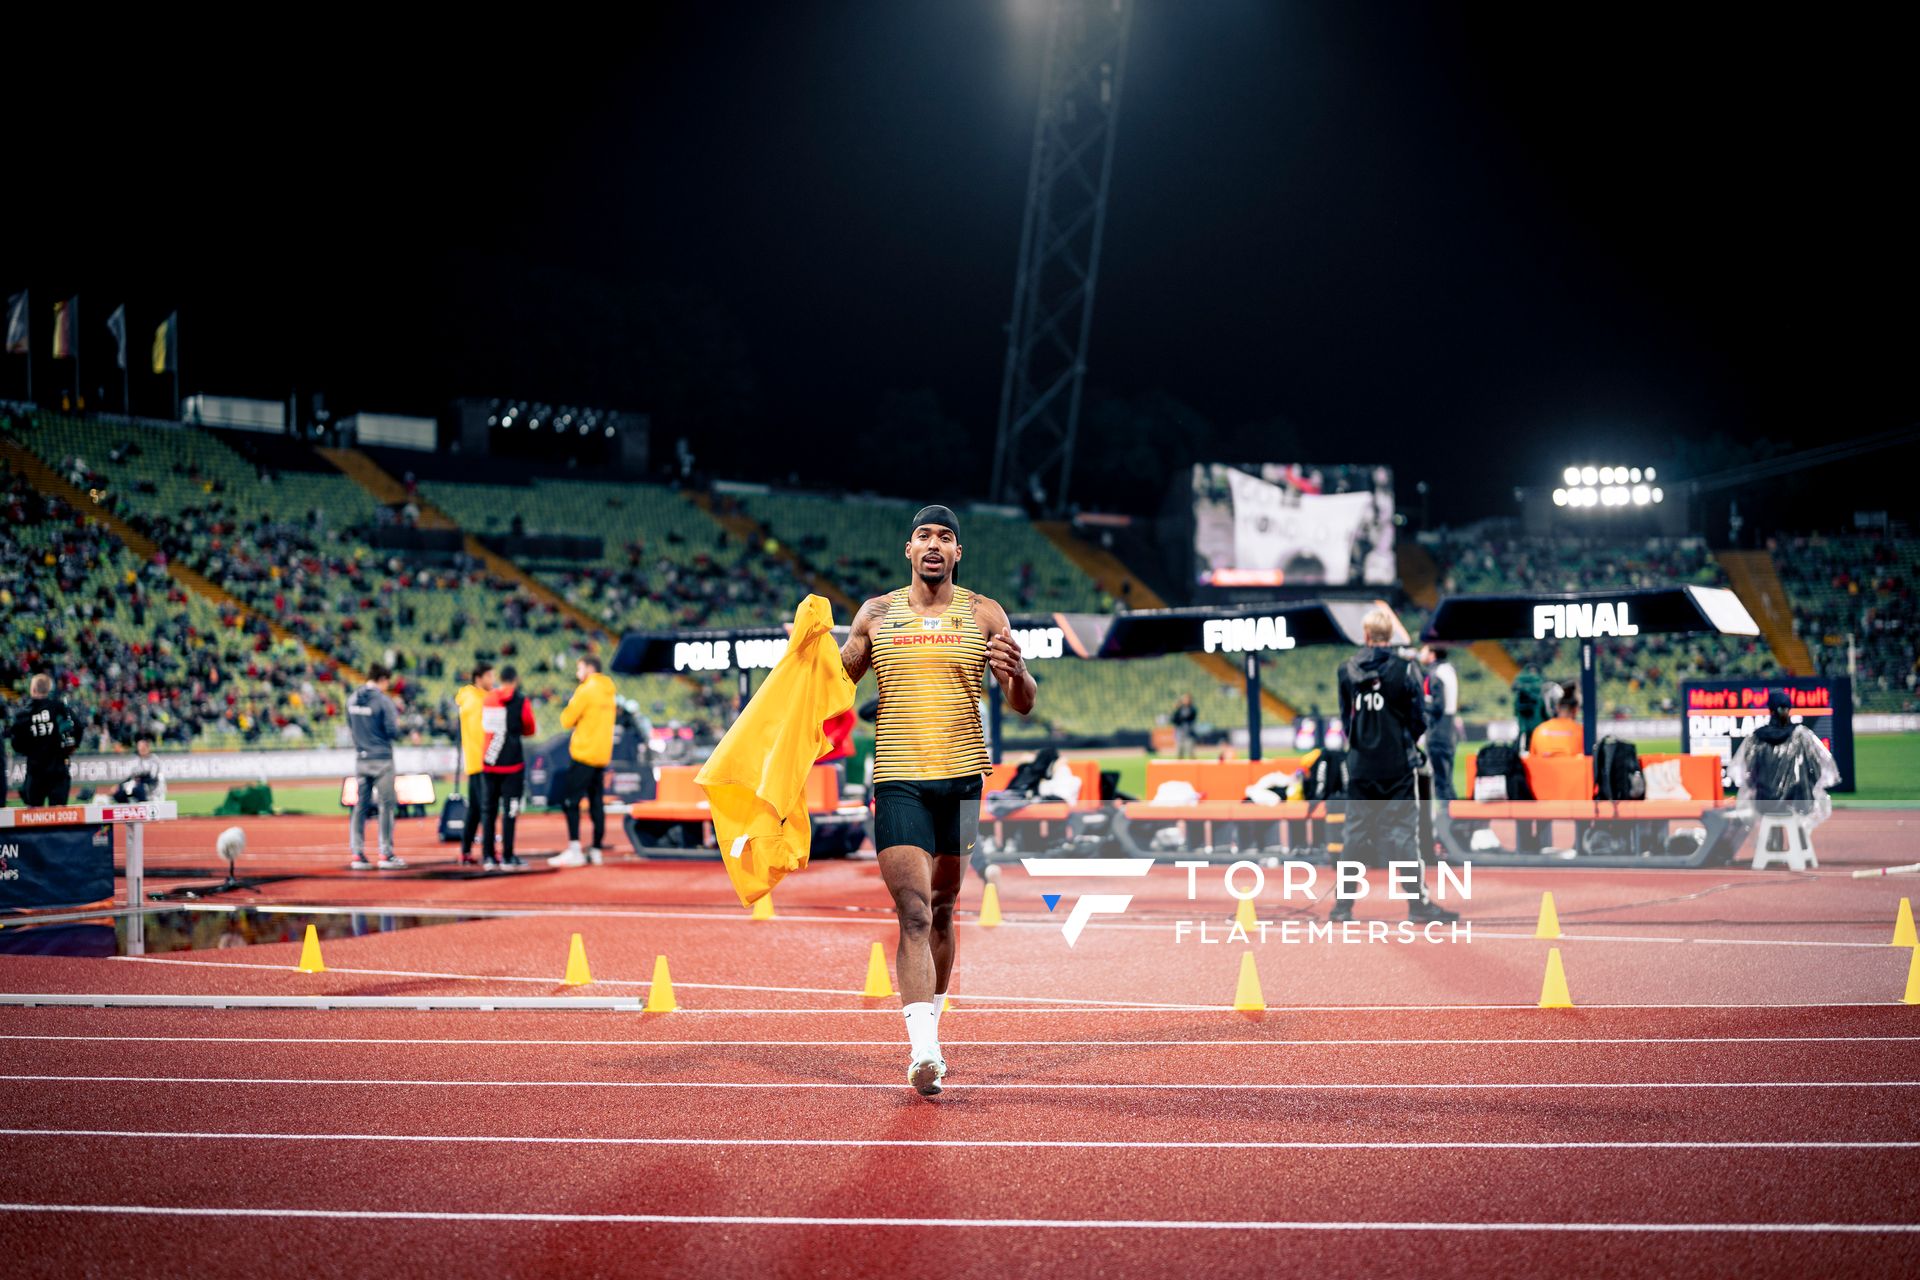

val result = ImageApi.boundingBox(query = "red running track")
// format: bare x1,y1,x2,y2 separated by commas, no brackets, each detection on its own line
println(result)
0,1006,1918,1277
1,806,1916,1275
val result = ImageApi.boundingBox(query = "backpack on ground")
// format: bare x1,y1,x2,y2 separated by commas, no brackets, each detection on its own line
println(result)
438,793,468,843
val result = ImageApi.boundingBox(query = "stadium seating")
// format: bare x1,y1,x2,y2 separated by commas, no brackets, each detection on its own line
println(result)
1,458,343,750
1773,535,1918,712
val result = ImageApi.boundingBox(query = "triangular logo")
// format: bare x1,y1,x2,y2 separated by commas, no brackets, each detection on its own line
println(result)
1042,894,1061,912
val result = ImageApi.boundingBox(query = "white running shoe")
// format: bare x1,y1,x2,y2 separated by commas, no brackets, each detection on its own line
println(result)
347,858,374,871
908,1057,947,1097
587,847,604,866
378,856,408,870
548,847,588,868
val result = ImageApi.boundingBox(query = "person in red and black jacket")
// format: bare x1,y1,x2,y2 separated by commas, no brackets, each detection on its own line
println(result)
478,666,537,870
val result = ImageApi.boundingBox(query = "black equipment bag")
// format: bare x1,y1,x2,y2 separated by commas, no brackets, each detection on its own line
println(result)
438,793,468,843
1304,748,1347,802
1474,743,1532,801
1594,737,1646,802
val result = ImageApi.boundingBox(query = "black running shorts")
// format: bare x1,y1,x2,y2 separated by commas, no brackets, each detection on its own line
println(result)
873,775,983,857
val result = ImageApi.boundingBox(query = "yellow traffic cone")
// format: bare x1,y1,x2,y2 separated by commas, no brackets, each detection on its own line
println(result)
862,941,894,998
1538,947,1573,1008
296,924,325,974
1233,952,1265,1012
1893,898,1917,948
562,933,592,986
1535,892,1562,940
1234,896,1258,931
979,882,1002,928
752,893,775,922
1904,948,1920,1006
644,955,677,1012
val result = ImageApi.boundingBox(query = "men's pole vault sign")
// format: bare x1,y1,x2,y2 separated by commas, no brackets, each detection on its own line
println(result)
1681,675,1855,793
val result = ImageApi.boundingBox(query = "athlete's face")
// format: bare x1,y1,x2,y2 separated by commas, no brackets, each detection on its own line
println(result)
479,670,498,690
906,524,959,584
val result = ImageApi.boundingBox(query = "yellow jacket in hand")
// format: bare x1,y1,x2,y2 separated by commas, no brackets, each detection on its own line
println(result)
562,672,617,766
697,595,856,907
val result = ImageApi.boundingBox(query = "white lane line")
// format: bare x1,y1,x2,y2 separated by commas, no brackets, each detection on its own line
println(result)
3,1034,1918,1049
1,1002,1906,1014
102,956,1204,1009
1,1204,1916,1233
2,1129,1916,1151
5,1074,1917,1091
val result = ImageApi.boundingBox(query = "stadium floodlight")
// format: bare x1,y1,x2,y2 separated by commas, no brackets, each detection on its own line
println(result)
1632,484,1651,505
1581,466,1598,484
1601,467,1617,484
1629,467,1642,482
1652,487,1664,503
1564,467,1581,485
605,427,616,437
1645,467,1656,481
1553,488,1569,506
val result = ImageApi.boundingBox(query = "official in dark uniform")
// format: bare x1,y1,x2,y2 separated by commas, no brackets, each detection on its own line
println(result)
7,674,84,807
1334,612,1457,924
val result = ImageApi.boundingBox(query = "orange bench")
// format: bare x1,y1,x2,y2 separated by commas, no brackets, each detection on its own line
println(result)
983,759,1104,816
1460,751,1724,806
623,764,844,824
1143,757,1307,802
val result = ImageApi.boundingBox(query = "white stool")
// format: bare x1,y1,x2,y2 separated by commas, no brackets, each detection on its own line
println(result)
1751,812,1817,871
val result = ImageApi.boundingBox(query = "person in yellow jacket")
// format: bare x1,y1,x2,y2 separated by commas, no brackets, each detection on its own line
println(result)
453,663,496,865
549,655,617,867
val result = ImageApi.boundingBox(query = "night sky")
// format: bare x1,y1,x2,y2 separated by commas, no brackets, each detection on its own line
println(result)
14,4,1916,525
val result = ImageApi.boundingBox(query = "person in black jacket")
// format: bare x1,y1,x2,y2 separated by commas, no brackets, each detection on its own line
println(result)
8,674,84,807
1334,612,1456,924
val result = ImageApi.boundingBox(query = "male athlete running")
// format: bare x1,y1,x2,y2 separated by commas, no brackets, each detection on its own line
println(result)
839,505,1036,1097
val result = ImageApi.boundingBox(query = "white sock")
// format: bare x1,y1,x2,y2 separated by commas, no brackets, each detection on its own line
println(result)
933,991,947,1032
903,1002,940,1062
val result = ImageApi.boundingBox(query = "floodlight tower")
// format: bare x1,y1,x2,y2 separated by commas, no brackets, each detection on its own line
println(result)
989,0,1133,515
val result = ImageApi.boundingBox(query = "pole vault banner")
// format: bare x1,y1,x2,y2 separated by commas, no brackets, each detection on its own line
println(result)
1422,585,1760,642
1681,676,1856,794
613,603,1397,674
613,616,1075,675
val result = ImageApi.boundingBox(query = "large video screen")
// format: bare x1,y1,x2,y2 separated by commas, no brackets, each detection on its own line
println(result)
1192,463,1395,588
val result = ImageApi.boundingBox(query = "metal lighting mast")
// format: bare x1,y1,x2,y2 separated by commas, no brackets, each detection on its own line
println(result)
989,0,1132,515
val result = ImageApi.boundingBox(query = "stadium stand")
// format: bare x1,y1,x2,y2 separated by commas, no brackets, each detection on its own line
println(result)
1774,535,1919,712
2,457,342,750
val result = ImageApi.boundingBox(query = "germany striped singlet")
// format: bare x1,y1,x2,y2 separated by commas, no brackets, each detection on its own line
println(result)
871,587,992,783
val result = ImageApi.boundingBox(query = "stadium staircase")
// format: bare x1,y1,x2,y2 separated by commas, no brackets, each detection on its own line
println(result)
1032,521,1298,721
1395,540,1520,683
685,492,856,614
0,436,364,682
1715,549,1815,676
316,447,616,643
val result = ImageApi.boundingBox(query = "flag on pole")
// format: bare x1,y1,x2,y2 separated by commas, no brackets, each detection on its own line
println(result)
152,313,176,375
51,296,77,360
4,291,26,355
106,305,128,370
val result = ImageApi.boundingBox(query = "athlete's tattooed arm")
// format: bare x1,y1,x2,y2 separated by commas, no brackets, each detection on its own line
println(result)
839,596,887,683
